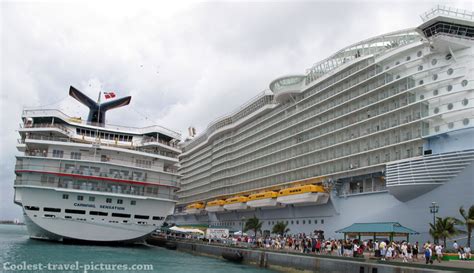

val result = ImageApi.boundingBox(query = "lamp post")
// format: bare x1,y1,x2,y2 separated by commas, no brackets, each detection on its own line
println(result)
241,216,246,234
429,201,439,243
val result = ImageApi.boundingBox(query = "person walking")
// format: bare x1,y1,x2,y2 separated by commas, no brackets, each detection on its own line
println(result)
424,245,433,264
435,244,443,263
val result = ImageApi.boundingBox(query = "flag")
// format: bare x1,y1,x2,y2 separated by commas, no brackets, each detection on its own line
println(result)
104,91,116,99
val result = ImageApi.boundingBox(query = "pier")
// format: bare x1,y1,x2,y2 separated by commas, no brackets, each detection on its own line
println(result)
165,240,473,273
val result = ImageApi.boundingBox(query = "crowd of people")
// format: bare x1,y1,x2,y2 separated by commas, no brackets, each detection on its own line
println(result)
202,232,472,264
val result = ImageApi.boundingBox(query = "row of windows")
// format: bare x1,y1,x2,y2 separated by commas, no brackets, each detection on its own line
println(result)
24,206,164,220
76,128,133,142
215,219,326,227
62,194,136,205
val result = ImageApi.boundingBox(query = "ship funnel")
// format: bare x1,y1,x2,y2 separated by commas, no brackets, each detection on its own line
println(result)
69,86,131,125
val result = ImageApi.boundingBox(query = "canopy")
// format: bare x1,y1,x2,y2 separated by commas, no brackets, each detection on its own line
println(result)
169,226,204,234
232,230,248,236
335,222,418,241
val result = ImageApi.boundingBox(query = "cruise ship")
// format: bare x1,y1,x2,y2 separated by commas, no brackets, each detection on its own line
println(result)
169,6,474,243
14,87,181,243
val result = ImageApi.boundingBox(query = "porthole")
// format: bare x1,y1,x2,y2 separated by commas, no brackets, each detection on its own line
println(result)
433,90,439,96
447,85,453,92
417,51,422,57
463,119,470,126
462,98,469,106
445,53,452,60
395,61,400,65
419,80,424,85
406,56,411,61
448,122,454,129
435,126,440,132
396,75,400,79
418,65,423,71
461,80,468,87
447,68,453,75
431,59,437,65
447,103,453,110
434,107,440,114
385,66,390,70
420,95,425,100
432,74,438,81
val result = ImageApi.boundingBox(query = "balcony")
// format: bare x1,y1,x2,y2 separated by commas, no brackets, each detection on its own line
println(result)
269,75,305,103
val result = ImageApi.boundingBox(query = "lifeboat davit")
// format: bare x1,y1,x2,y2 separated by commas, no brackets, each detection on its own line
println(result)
205,200,226,212
276,185,329,206
223,196,248,211
247,191,278,208
185,202,205,214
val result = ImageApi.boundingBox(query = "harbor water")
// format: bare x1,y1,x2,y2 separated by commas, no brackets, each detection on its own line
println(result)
0,224,277,273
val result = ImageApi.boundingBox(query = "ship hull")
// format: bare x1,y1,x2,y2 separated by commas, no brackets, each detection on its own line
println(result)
15,186,175,243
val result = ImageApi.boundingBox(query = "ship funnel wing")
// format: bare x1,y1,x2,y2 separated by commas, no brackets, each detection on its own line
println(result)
69,86,132,125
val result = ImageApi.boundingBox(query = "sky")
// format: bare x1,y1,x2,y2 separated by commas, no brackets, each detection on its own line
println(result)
0,0,472,220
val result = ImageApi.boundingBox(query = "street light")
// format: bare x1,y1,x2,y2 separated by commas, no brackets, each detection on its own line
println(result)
241,216,246,234
429,201,439,242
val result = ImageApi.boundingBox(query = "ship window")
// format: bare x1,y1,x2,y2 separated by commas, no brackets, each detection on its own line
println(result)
44,214,56,218
396,75,400,79
89,196,95,202
461,80,468,87
447,68,453,75
448,122,454,129
395,61,400,65
462,99,469,106
308,220,311,224
24,206,40,211
90,211,108,216
435,126,440,132
406,56,411,61
447,103,453,110
131,200,136,205
433,90,439,96
291,220,294,225
417,51,422,57
314,219,318,224
77,195,83,201
417,65,423,71
106,198,112,203
65,216,72,219
303,220,306,224
52,150,64,158
431,59,437,65
321,219,325,224
420,95,425,100
70,152,81,160
65,209,86,214
134,215,149,220
434,107,440,114
296,220,299,225
44,207,61,212
112,213,131,218
153,216,164,220
419,80,424,85
447,85,453,92
432,74,438,81
117,199,123,204
62,194,69,199
463,119,470,126
445,53,452,60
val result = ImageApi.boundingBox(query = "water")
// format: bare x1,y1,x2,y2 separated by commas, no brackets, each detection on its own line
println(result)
0,225,276,273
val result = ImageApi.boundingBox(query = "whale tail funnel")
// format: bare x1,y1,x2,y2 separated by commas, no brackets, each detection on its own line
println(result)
69,86,131,125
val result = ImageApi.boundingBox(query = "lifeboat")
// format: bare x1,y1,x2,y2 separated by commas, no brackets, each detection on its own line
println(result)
246,191,279,208
223,196,249,211
276,184,329,206
205,200,226,212
185,202,205,214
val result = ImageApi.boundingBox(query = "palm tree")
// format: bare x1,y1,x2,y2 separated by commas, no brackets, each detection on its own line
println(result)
272,221,290,236
429,217,463,247
456,205,474,248
244,215,262,237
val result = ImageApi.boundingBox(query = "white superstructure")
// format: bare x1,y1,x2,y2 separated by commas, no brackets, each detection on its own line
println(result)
14,87,181,243
170,6,474,242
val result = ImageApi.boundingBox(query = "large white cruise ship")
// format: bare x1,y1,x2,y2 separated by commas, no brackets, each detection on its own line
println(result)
14,87,181,243
169,6,474,243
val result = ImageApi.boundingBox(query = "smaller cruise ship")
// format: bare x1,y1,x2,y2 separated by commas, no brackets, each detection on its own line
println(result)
14,87,181,243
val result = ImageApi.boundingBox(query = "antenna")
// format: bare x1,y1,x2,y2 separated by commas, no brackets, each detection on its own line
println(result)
69,86,131,125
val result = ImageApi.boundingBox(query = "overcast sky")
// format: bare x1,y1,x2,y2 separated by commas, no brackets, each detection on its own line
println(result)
1,0,472,220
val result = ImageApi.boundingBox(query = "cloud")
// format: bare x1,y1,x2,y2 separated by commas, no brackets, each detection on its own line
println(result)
1,0,471,220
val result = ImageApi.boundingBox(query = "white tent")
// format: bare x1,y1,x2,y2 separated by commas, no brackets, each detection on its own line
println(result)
169,226,204,234
233,230,248,236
